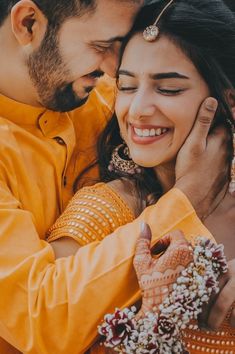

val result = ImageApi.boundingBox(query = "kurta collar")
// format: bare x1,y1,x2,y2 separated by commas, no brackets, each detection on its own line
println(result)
0,94,46,125
0,93,76,151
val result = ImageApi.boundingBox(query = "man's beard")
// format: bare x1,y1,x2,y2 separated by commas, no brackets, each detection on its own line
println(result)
27,27,89,112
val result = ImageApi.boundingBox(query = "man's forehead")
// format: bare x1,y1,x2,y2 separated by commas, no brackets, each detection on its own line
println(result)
83,0,141,39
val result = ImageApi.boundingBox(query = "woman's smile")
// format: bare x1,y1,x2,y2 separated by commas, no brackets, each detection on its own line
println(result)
129,122,170,145
115,33,210,169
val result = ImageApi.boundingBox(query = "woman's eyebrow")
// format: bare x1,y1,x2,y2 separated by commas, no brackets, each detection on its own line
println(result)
150,72,190,80
118,71,190,80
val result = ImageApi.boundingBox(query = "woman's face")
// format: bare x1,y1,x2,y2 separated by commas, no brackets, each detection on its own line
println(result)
115,34,210,168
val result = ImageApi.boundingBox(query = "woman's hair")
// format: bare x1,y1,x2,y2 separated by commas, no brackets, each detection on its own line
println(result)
77,0,235,204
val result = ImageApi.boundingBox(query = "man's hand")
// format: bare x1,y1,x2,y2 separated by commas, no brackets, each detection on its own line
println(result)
175,97,230,219
198,258,235,330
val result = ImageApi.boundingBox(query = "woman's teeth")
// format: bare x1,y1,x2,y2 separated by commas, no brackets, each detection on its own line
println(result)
133,127,168,137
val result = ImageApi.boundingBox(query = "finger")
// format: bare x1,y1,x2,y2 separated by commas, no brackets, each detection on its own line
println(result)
166,229,189,247
151,230,189,256
207,278,235,330
189,97,218,149
133,223,152,272
156,230,193,271
207,124,229,150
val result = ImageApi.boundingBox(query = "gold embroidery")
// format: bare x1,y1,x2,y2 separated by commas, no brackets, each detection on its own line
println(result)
47,183,135,245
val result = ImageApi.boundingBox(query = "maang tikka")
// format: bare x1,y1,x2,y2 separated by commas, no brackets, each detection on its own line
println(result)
143,0,174,42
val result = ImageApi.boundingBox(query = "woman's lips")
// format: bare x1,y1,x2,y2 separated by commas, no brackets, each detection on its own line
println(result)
129,123,170,145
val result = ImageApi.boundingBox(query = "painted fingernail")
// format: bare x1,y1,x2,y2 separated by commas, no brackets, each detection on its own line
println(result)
205,97,218,112
141,222,147,233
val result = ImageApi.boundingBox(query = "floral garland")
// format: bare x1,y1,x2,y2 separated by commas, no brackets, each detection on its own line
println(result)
98,237,228,353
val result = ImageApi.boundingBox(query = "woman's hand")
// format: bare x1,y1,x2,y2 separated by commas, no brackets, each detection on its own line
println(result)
133,223,193,319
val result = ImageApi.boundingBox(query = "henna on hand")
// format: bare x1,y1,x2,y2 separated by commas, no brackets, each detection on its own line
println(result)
133,223,193,319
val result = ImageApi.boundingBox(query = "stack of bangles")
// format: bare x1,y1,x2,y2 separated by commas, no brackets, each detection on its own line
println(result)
98,237,228,354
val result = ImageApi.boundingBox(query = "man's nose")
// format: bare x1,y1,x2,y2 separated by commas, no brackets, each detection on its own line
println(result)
100,45,120,78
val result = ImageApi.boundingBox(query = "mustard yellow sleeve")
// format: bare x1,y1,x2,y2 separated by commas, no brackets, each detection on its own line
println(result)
0,183,212,353
47,183,135,245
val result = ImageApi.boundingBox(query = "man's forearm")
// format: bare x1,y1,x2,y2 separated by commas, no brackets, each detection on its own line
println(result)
0,189,212,353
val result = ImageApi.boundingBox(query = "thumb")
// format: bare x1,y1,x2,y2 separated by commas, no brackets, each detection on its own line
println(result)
189,97,218,150
133,222,152,273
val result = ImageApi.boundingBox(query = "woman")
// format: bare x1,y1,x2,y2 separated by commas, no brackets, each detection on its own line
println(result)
47,0,235,352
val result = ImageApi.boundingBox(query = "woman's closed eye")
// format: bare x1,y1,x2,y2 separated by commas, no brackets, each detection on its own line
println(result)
157,87,185,95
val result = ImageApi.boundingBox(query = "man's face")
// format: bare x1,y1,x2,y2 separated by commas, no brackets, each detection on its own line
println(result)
28,0,141,112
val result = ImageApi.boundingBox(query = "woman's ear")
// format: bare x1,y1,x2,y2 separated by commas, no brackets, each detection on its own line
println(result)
10,0,47,47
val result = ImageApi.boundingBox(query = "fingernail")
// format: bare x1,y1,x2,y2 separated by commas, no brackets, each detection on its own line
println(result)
205,97,218,112
141,222,146,233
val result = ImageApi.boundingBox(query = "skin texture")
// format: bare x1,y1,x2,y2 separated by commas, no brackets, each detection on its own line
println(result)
51,34,235,329
133,226,193,319
0,0,141,110
116,34,210,176
115,33,235,328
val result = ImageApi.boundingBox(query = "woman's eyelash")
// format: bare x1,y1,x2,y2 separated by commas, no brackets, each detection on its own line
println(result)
117,86,184,94
117,86,136,91
158,88,183,94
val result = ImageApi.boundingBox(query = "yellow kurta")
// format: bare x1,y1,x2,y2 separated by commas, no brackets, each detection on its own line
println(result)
47,183,235,354
0,78,211,354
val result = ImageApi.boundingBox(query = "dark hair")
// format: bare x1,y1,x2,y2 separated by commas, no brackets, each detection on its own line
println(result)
0,0,95,27
95,0,235,206
0,0,140,27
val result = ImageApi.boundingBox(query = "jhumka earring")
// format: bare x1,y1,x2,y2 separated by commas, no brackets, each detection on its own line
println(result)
143,0,174,42
108,143,142,175
229,130,235,196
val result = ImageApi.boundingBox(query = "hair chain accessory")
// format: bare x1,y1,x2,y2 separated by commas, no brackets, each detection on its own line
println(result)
143,0,174,42
98,237,228,353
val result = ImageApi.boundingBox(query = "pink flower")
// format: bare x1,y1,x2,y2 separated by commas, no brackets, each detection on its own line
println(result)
98,309,134,347
212,245,228,273
156,315,178,340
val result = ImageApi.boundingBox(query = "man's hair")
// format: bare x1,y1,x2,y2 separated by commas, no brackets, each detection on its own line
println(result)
0,0,141,26
0,0,97,27
0,0,140,27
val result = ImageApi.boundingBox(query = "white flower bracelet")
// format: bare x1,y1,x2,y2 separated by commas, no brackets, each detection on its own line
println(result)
98,237,228,354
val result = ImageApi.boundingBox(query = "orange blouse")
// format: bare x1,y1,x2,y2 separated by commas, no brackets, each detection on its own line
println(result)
47,183,235,354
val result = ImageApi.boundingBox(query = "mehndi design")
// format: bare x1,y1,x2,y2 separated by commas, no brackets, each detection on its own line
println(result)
133,226,193,319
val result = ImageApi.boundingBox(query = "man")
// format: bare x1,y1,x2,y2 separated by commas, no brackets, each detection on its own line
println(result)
0,1,232,353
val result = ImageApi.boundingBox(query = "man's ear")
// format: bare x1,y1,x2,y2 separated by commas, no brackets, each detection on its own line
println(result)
11,0,47,46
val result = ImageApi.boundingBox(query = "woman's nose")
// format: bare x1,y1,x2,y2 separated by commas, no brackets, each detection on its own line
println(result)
128,91,156,120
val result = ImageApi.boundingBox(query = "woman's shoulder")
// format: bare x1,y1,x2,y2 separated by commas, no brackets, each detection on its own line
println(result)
106,179,142,218
74,180,136,221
